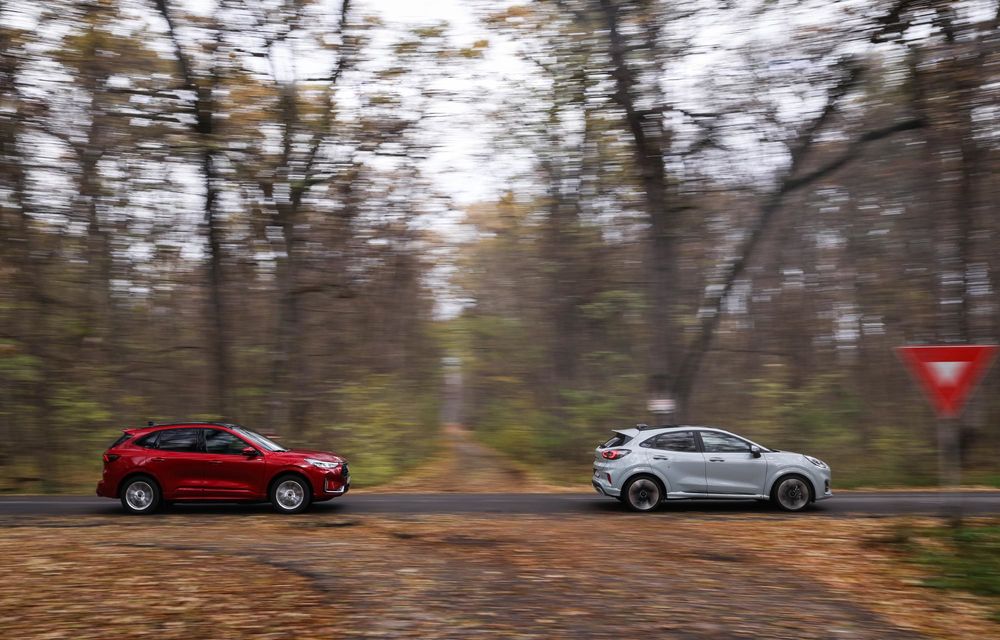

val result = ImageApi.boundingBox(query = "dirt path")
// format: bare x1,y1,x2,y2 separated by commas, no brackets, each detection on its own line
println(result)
376,423,565,493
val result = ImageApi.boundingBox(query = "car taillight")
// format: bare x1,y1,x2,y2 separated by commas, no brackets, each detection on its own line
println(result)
103,453,119,464
601,449,631,460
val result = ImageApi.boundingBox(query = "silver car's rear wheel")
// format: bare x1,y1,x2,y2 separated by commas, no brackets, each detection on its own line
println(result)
773,476,812,512
624,476,662,512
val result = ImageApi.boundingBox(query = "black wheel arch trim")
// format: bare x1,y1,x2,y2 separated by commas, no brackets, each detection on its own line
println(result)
770,472,817,502
623,472,666,499
117,472,162,498
268,470,314,497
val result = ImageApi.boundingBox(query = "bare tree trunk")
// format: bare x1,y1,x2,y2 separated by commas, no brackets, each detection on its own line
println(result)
202,136,230,419
77,3,115,369
1,76,56,488
272,199,307,433
261,0,354,435
154,0,230,418
598,0,681,417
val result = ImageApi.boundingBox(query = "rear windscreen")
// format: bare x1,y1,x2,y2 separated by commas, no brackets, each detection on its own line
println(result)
108,433,132,449
601,433,633,448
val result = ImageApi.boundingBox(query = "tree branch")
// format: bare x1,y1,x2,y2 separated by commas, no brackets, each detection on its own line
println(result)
670,65,926,406
297,0,353,190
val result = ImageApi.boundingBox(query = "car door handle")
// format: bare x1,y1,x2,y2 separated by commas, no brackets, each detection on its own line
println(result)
652,455,669,460
709,458,725,462
151,457,166,462
208,460,223,464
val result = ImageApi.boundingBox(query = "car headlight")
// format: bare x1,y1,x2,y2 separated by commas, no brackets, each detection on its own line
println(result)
804,455,828,469
306,458,341,470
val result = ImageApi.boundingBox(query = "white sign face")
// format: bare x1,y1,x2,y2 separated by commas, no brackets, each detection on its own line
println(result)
927,361,967,387
647,398,675,413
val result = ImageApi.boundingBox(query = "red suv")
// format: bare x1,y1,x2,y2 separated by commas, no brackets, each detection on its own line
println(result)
96,422,350,514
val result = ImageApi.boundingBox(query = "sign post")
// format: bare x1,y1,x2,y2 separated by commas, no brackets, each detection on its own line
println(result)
897,345,998,522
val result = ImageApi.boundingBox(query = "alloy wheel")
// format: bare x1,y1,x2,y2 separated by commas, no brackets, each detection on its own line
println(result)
627,478,661,511
777,477,810,511
275,479,305,510
125,481,154,511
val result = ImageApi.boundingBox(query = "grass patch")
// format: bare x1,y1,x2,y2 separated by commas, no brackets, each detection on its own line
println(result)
893,520,1000,621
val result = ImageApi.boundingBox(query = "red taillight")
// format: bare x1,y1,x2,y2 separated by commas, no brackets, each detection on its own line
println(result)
601,449,630,460
103,453,119,464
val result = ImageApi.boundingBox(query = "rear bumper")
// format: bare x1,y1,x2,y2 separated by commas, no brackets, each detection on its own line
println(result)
592,476,621,498
96,480,113,498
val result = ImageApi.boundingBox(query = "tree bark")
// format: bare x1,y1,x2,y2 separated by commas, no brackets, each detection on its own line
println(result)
154,0,231,418
598,0,681,417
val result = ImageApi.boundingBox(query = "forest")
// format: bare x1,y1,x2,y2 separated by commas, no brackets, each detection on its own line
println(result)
1,0,999,491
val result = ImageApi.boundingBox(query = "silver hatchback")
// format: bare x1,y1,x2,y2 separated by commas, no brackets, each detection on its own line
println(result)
592,425,832,512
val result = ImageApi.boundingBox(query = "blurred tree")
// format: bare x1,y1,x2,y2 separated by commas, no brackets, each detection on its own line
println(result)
460,0,1000,484
153,0,233,418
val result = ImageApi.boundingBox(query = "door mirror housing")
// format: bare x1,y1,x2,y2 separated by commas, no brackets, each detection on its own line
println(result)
750,445,762,459
242,446,260,458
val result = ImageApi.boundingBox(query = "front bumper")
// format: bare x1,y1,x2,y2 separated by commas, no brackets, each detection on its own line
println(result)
302,462,351,498
325,476,351,495
816,476,833,501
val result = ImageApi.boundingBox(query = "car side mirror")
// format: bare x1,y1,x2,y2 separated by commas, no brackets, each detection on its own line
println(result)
242,447,259,458
750,445,762,459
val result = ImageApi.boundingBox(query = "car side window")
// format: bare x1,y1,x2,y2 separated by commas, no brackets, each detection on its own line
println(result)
155,428,202,453
700,431,751,453
203,429,249,455
642,431,697,452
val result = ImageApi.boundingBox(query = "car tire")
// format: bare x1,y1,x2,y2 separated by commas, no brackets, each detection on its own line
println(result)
622,475,663,513
771,474,813,512
120,476,161,515
270,474,311,514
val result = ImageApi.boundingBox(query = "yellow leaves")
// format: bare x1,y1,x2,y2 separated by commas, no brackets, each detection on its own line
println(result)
457,39,490,59
412,25,448,40
484,5,535,28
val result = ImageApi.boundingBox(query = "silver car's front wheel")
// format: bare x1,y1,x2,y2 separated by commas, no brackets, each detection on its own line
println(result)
773,476,812,512
623,476,662,512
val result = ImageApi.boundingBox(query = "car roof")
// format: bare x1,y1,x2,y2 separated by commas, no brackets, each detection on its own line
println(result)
613,424,725,437
126,421,242,434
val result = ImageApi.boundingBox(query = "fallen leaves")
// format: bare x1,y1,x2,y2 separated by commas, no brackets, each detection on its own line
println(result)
0,513,998,638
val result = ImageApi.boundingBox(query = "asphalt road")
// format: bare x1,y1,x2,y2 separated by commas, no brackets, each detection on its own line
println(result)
1,491,1000,517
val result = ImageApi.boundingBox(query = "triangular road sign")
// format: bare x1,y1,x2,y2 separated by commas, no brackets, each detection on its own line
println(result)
897,345,998,418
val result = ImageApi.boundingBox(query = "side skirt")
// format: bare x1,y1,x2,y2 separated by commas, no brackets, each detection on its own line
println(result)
665,492,769,501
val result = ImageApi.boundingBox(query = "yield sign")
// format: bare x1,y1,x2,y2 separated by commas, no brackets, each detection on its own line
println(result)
897,345,998,418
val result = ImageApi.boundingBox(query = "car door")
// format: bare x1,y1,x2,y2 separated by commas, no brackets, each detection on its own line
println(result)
640,431,706,495
143,428,206,498
698,430,767,495
200,428,266,499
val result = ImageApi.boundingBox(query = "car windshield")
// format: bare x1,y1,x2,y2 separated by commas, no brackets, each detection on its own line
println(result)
728,432,774,452
232,427,288,452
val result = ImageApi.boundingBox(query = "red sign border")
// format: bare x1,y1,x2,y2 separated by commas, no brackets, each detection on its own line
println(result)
896,345,999,418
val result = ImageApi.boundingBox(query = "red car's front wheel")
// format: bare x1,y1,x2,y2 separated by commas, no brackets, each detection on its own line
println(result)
270,475,311,514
